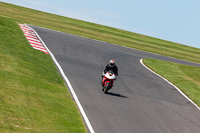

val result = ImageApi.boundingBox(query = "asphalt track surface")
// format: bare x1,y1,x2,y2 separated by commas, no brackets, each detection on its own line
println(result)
31,25,200,133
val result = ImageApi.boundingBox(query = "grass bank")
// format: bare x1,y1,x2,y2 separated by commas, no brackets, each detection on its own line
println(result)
0,2,200,63
1,2,200,132
0,16,86,132
143,59,200,107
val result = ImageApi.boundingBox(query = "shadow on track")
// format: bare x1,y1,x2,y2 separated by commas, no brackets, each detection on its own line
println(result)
105,92,128,98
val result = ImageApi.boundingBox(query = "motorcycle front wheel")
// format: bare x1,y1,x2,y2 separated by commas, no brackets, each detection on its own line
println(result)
104,82,110,94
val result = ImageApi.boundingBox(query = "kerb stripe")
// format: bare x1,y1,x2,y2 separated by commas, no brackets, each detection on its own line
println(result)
19,24,49,54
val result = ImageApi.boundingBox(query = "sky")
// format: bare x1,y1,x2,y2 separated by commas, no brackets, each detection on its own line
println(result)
1,0,200,48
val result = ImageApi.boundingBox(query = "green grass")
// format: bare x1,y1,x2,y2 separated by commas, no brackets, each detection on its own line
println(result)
1,2,200,132
143,59,200,107
0,16,86,132
1,2,200,63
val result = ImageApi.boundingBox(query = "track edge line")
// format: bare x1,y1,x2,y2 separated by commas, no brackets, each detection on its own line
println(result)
140,58,200,111
29,25,95,133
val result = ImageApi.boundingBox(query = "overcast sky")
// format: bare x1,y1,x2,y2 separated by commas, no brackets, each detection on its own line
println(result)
1,0,200,48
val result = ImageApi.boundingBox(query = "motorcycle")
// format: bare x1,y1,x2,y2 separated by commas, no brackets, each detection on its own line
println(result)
101,70,116,93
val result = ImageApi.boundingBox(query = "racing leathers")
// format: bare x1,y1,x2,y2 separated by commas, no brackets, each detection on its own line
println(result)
101,64,118,87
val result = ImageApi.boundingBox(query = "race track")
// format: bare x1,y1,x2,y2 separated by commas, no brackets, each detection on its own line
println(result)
30,25,200,133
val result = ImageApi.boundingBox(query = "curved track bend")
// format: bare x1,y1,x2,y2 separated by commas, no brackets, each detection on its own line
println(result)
31,25,200,133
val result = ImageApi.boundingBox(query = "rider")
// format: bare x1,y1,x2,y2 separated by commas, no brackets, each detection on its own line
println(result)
101,59,118,86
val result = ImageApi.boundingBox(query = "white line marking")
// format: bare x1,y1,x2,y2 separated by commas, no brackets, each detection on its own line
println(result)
29,25,95,133
140,58,200,111
27,24,200,132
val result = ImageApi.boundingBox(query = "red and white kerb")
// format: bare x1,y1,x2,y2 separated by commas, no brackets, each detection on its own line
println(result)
19,24,49,54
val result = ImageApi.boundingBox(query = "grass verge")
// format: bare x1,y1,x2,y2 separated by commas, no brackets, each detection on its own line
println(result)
143,58,200,107
0,2,200,63
0,2,200,132
0,16,86,132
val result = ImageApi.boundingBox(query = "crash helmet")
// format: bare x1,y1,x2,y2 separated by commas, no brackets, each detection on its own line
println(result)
109,59,115,67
